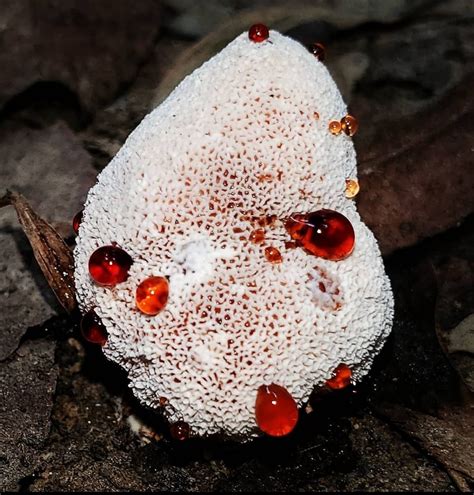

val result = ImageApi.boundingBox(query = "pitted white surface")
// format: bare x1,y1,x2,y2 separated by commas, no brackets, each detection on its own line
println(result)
74,31,394,439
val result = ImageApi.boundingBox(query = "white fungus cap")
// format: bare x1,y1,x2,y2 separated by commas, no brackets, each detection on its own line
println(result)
74,31,394,440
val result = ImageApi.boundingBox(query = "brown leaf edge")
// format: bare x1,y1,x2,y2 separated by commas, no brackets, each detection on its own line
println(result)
0,190,77,314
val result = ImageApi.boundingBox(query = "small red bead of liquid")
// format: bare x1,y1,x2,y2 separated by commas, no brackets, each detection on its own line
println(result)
88,245,133,286
80,309,108,345
136,276,169,315
285,209,355,261
170,421,190,441
255,384,299,437
264,246,283,264
249,229,265,244
326,364,352,390
340,114,359,136
311,42,326,61
329,120,342,135
72,209,83,234
249,23,269,43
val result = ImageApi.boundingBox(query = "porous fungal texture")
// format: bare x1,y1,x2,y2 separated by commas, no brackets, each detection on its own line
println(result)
74,30,394,440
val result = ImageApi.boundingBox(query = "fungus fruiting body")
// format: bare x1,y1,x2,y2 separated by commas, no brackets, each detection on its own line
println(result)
74,30,394,440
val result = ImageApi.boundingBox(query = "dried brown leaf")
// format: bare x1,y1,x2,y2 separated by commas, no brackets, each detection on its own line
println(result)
375,402,474,489
0,191,76,314
357,73,474,255
434,256,474,392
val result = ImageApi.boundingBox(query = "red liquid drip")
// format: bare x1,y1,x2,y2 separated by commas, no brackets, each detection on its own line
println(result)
249,229,265,244
170,421,190,441
285,209,355,261
326,364,352,390
341,114,359,136
72,209,83,234
264,246,283,264
329,120,342,135
311,42,325,61
248,23,269,43
255,384,299,437
80,309,108,345
136,276,169,315
88,245,133,286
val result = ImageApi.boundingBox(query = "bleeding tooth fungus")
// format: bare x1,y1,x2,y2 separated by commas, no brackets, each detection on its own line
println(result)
74,27,393,440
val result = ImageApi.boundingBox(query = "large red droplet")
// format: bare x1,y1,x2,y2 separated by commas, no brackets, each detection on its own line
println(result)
72,209,83,234
88,245,133,286
136,276,169,315
80,309,108,345
255,384,299,437
248,23,269,43
326,363,352,390
285,209,355,261
170,421,190,441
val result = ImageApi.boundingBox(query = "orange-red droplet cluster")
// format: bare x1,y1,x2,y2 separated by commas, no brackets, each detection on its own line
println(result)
248,23,269,43
88,245,133,286
264,246,283,264
311,42,325,61
341,114,359,136
255,384,299,437
72,209,83,234
326,363,352,390
81,309,108,345
136,276,169,315
170,421,190,441
285,209,355,261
